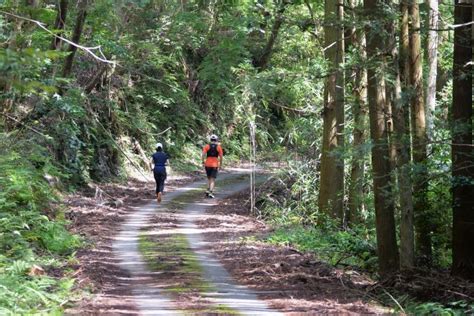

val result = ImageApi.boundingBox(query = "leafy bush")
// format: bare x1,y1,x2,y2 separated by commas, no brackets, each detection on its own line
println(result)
267,225,378,272
403,300,474,316
257,160,321,225
0,143,81,257
0,137,81,313
0,255,76,315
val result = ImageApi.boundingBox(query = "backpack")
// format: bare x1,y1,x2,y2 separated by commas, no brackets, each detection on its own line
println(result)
207,143,219,157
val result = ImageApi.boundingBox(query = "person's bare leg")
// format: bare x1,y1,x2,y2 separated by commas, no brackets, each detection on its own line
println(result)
207,177,212,191
209,178,215,192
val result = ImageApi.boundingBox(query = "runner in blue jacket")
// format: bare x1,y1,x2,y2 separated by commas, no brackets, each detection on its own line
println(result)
151,143,169,203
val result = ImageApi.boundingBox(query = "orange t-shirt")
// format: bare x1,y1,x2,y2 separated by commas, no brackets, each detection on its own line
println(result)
203,144,223,167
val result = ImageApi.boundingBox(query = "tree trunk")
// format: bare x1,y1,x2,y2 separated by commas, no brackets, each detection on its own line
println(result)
364,0,399,277
451,0,473,281
409,0,431,264
425,0,438,139
393,0,415,269
63,0,88,77
347,0,368,224
319,0,345,221
51,0,68,50
253,2,287,71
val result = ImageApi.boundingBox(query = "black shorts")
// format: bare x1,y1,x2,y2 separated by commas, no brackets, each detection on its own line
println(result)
205,167,218,178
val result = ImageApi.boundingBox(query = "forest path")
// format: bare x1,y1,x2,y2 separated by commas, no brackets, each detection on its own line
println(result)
113,169,283,315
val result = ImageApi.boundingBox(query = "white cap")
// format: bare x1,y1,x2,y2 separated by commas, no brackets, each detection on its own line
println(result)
210,134,218,141
155,142,163,149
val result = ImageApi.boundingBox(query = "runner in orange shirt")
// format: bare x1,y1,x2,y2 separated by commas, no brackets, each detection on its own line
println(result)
202,134,223,198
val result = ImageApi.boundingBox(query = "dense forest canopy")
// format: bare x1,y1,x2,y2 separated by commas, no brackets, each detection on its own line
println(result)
0,0,472,314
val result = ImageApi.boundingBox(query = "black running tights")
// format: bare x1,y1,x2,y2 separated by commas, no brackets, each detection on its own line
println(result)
153,170,167,193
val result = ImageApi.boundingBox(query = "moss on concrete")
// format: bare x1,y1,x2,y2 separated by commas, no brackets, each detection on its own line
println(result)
139,233,212,293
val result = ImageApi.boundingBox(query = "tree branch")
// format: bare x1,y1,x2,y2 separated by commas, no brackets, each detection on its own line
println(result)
0,10,115,65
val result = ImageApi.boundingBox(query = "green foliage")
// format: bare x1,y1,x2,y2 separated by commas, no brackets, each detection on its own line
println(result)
267,225,378,271
0,257,76,315
257,161,321,225
402,300,474,316
0,48,61,96
259,161,377,272
0,137,81,313
0,146,80,256
0,0,463,312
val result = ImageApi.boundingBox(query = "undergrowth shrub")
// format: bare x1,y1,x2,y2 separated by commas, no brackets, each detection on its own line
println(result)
0,136,81,314
258,161,378,272
257,160,320,225
403,300,474,315
267,226,378,272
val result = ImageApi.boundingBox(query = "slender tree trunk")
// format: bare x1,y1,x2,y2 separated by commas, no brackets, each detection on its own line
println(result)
425,0,438,139
63,0,88,77
253,2,287,71
409,0,431,264
451,0,473,281
393,0,415,269
319,0,345,221
51,0,68,50
364,0,399,277
347,0,368,224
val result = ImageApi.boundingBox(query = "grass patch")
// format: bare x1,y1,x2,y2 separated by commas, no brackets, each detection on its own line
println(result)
184,304,242,315
139,233,212,294
139,233,239,313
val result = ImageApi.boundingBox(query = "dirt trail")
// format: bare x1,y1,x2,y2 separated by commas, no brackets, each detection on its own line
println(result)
112,170,282,315
68,168,389,315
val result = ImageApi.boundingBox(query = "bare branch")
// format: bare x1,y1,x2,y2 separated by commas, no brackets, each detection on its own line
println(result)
0,10,116,65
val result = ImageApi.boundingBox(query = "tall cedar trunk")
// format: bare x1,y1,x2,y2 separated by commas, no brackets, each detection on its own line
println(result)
364,0,399,277
63,0,88,77
393,0,415,269
347,0,368,224
425,0,438,139
409,0,431,264
253,3,287,71
451,0,473,281
319,0,345,221
383,18,397,174
51,0,68,50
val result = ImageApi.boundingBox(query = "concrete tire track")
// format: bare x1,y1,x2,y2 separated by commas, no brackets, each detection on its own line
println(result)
113,170,284,315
